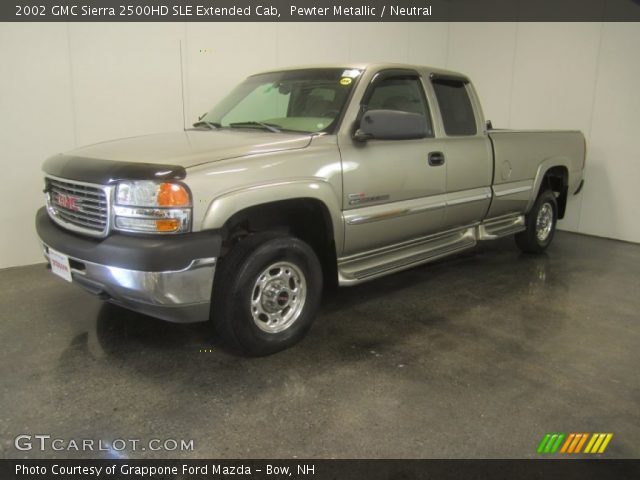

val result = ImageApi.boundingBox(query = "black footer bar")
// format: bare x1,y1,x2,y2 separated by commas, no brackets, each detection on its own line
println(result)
2,459,640,480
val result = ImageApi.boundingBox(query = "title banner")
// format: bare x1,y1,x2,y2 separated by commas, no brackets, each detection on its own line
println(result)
3,0,640,22
2,459,640,480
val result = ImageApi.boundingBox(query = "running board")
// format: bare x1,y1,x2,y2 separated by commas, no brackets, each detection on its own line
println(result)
478,214,525,240
338,213,525,286
338,227,477,286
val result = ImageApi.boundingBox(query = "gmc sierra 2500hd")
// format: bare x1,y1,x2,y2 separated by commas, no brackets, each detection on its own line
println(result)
36,64,586,355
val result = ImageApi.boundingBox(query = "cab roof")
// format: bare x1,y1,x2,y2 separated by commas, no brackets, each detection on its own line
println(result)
252,63,470,82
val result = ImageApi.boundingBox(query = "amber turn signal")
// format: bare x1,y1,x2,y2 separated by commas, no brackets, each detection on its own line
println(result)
156,218,181,232
158,183,190,207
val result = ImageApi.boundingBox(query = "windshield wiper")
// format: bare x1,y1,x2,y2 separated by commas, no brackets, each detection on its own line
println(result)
229,121,281,133
192,120,221,130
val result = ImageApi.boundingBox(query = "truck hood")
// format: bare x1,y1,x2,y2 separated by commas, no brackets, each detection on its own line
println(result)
69,129,313,168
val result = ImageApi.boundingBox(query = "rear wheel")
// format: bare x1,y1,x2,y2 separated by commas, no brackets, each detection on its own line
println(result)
212,232,322,356
515,190,558,254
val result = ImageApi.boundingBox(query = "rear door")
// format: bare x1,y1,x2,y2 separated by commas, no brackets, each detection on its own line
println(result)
339,69,446,256
428,76,493,230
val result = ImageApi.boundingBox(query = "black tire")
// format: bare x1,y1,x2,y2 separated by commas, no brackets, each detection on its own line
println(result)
515,189,558,254
212,232,323,356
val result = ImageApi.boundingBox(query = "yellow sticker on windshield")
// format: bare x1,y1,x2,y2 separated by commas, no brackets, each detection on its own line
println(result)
340,77,352,86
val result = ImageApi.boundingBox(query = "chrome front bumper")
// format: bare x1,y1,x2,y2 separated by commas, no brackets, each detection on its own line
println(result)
43,243,216,323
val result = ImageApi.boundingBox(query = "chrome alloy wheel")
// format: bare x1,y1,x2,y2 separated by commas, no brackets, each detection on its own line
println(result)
250,262,307,334
536,202,554,242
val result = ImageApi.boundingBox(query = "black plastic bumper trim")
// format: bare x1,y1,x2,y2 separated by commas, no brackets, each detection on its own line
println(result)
36,208,221,272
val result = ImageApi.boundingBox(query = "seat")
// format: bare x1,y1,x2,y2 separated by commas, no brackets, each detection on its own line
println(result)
304,96,333,117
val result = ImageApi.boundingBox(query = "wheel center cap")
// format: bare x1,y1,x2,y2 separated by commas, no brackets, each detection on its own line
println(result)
276,291,290,307
262,282,290,312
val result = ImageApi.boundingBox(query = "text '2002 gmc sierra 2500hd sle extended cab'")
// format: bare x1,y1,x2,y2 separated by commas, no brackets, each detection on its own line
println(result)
36,63,586,356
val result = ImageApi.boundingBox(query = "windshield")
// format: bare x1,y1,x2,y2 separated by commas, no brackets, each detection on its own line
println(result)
199,68,362,134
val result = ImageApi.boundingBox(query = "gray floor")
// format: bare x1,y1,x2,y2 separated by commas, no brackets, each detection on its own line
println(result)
1,231,638,459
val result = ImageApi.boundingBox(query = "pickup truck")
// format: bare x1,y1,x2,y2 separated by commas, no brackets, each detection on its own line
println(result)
36,63,586,356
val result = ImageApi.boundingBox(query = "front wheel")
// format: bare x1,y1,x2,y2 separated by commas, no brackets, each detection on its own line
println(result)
212,233,322,356
515,189,558,254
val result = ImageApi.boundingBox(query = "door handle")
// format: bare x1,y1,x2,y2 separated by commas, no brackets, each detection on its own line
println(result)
428,152,445,166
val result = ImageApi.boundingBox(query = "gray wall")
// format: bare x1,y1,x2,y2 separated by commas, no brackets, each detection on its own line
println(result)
0,22,638,268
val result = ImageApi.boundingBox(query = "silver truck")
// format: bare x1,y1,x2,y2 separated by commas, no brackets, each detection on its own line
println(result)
36,63,586,355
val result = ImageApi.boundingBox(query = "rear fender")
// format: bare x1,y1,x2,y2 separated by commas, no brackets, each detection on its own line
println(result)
526,157,571,213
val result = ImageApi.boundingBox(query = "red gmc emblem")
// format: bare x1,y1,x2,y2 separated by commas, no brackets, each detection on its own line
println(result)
56,193,80,211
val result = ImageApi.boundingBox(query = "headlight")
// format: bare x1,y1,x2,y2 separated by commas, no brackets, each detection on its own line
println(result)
114,181,191,234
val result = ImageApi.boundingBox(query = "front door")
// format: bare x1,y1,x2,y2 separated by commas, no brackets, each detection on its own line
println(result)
339,70,446,256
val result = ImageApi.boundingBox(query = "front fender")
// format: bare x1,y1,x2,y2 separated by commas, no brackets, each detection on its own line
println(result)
201,178,344,253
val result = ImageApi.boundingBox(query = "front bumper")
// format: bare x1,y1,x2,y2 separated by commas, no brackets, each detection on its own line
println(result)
36,208,221,323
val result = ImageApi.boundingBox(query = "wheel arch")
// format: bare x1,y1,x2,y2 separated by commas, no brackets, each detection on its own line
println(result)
527,159,570,219
203,180,342,287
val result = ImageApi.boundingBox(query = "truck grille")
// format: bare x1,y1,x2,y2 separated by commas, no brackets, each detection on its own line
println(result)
45,177,111,237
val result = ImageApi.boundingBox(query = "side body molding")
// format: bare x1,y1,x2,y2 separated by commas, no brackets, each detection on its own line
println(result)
200,179,345,254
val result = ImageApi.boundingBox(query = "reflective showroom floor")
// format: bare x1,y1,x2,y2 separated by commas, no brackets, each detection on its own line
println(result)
1,232,638,458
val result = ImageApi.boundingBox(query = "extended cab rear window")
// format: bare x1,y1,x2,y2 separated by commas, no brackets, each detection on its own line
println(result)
432,79,477,136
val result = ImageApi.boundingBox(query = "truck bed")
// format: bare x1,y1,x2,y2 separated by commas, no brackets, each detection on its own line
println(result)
486,129,586,219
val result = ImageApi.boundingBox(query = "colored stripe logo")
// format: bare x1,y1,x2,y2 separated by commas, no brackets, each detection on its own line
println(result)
537,433,613,454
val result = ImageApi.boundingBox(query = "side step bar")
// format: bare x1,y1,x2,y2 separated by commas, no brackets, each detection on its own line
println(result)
338,214,524,286
478,214,525,240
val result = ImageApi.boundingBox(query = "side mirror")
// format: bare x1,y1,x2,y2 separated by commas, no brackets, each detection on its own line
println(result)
354,110,427,142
